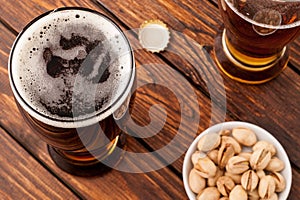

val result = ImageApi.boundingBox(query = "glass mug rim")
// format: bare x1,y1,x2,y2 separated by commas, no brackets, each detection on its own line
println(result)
224,0,300,29
8,7,135,128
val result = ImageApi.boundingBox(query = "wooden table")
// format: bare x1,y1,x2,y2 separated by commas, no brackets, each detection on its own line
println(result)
0,0,299,199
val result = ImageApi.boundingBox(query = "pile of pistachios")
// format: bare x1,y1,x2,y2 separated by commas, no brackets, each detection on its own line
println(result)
189,127,286,200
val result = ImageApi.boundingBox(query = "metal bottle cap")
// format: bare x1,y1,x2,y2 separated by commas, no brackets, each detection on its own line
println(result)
139,20,170,53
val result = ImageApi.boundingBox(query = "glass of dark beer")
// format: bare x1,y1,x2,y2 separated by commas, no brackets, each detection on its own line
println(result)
8,7,135,176
214,0,300,84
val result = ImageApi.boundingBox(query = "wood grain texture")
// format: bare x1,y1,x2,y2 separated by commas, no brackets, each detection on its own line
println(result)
0,62,187,199
0,96,187,199
0,127,78,200
0,0,299,199
290,168,300,200
95,0,300,167
0,18,188,200
290,39,300,69
0,0,229,172
1,1,299,169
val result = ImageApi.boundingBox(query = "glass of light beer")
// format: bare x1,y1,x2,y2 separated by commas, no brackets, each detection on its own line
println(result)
8,7,135,176
214,0,300,84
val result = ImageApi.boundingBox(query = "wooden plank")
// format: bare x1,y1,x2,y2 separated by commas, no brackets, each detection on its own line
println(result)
0,93,187,199
0,0,229,172
0,127,78,199
1,0,299,171
0,22,188,199
290,168,300,200
290,38,300,69
0,0,299,199
94,0,300,168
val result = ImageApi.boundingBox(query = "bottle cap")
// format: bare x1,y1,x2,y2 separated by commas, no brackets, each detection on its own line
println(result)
139,20,170,53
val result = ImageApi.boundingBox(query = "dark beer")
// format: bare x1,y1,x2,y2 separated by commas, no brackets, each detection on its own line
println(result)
215,0,300,83
9,7,135,176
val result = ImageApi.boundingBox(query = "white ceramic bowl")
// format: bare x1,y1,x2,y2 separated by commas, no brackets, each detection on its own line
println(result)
183,121,292,200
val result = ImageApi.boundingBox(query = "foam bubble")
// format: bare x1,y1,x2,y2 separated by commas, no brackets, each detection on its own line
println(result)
10,8,133,126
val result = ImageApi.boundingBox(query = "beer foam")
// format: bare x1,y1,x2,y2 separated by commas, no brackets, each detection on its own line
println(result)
226,0,300,29
10,9,134,127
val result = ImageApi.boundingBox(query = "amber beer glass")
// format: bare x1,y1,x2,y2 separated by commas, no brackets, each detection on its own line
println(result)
8,7,135,176
214,0,300,84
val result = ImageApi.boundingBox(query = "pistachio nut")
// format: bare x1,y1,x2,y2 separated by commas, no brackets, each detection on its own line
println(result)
218,143,235,169
216,176,235,196
192,151,206,166
253,141,276,156
258,175,276,199
219,129,231,136
221,136,242,154
238,152,252,161
241,170,259,191
226,156,249,174
197,133,221,152
232,127,257,146
229,185,248,200
265,157,285,172
261,193,278,200
189,168,206,193
248,189,260,200
207,149,219,165
224,171,242,184
250,148,271,170
195,156,217,178
256,170,266,179
270,172,286,193
219,197,229,200
196,187,220,200
208,168,224,187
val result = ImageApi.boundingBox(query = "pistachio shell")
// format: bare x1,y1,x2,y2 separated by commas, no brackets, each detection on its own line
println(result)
197,133,221,152
241,170,259,191
197,187,220,200
250,148,271,170
224,171,242,184
218,143,235,169
253,141,276,156
232,127,257,146
248,189,260,200
238,152,252,161
226,156,249,174
195,156,217,178
265,157,285,172
271,193,279,200
216,176,235,196
220,197,229,200
229,185,248,200
260,193,278,200
219,129,231,136
207,149,219,165
258,175,276,199
207,168,224,187
221,136,242,154
189,168,206,193
270,172,286,193
191,151,206,166
256,170,266,179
